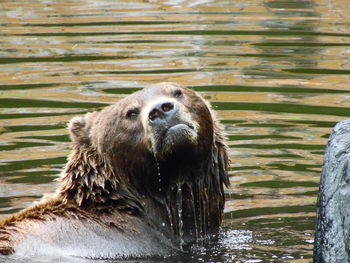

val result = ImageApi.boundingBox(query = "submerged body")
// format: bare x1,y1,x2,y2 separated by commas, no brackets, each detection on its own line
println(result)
0,83,229,260
1,198,175,259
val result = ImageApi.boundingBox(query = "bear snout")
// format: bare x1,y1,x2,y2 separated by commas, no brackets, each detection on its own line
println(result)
148,101,176,125
142,98,198,159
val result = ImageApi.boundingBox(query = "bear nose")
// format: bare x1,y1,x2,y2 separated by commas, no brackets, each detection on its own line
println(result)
148,102,175,123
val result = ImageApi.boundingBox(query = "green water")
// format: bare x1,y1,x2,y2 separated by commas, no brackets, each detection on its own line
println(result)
0,0,350,262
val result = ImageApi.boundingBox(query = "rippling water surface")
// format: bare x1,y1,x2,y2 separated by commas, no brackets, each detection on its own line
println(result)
1,0,350,262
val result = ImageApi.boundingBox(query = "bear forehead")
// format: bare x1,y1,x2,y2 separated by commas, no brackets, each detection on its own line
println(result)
126,82,183,105
101,82,197,118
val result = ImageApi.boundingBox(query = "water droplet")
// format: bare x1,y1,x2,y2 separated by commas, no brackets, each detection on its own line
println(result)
153,150,162,193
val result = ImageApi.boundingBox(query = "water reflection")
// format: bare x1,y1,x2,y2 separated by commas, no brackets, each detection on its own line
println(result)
0,0,350,262
246,0,321,80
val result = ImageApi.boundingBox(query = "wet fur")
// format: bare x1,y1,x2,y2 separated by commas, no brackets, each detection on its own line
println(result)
0,82,229,259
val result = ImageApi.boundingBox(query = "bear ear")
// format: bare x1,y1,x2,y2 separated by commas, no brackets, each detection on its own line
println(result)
68,116,90,146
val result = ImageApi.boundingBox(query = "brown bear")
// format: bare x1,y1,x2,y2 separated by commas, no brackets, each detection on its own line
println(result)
0,82,230,260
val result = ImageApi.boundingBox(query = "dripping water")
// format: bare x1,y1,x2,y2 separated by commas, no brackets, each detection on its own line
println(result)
197,182,204,237
152,149,176,240
177,184,184,250
165,203,175,235
151,148,199,250
203,186,209,230
189,185,199,238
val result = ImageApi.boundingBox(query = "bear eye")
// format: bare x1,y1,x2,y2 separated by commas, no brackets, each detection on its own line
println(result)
126,108,139,119
173,89,183,98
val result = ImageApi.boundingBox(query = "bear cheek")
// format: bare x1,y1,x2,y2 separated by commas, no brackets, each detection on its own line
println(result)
121,121,150,155
190,103,215,149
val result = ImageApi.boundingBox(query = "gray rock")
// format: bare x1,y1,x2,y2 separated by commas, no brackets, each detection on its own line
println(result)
314,119,350,263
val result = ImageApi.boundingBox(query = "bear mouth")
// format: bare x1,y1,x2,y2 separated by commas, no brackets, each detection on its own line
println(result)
165,123,195,136
164,122,196,141
152,122,198,160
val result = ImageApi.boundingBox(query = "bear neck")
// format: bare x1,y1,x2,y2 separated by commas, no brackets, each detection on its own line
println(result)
136,143,228,242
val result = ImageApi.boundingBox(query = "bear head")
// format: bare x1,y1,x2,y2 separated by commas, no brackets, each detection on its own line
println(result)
58,82,229,238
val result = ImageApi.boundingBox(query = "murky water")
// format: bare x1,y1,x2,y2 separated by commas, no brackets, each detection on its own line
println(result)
0,0,350,262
